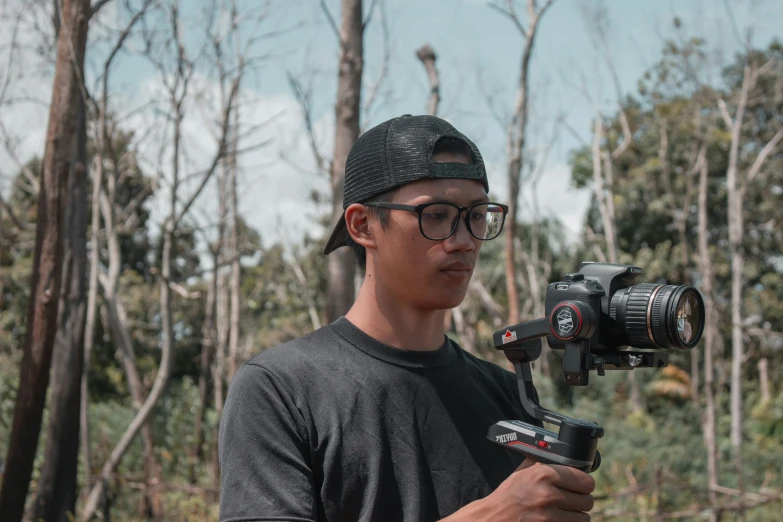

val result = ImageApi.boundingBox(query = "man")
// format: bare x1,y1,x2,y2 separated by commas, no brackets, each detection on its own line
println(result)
219,115,595,521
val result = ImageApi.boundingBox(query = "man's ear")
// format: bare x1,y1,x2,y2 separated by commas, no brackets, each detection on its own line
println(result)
345,203,377,251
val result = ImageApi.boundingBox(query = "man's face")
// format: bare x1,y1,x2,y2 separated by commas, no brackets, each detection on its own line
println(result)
369,155,488,311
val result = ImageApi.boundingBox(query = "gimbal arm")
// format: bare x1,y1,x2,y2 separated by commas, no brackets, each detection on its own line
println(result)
487,315,604,472
495,318,599,431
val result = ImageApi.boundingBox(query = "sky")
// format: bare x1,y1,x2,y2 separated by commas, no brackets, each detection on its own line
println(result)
1,0,782,258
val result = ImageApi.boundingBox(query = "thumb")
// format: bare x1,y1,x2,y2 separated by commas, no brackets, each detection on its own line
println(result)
514,456,539,473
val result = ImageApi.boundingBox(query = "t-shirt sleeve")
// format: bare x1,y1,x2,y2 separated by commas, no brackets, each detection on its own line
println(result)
219,362,316,522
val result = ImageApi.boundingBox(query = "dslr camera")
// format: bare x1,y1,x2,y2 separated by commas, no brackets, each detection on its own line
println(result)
487,262,705,473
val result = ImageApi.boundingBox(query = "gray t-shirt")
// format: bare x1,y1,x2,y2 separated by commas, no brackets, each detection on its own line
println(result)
218,317,540,522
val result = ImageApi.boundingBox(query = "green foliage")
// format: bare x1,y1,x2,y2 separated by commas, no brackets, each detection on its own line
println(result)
560,36,783,518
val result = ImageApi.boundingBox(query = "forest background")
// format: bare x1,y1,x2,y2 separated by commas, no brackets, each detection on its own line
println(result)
1,0,783,520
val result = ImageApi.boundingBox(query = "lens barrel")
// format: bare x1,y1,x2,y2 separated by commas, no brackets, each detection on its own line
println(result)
610,283,705,350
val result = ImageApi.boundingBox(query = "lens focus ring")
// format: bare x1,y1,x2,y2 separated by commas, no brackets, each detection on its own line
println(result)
650,286,673,348
624,283,659,349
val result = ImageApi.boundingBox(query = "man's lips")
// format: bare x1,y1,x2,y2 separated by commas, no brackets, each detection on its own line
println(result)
441,262,474,271
440,262,474,277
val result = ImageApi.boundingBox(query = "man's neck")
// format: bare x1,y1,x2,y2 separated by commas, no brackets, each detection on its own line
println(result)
345,278,447,352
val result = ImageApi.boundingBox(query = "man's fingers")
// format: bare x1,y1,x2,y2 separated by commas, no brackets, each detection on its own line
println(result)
551,509,591,522
513,456,538,473
553,488,595,513
548,465,596,494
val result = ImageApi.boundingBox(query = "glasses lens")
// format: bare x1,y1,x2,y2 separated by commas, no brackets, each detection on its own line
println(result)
420,203,459,239
470,204,505,239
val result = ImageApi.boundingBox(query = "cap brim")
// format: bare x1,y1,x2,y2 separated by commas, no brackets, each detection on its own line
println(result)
323,213,351,255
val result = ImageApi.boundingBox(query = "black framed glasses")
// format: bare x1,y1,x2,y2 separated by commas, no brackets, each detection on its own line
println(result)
363,201,508,241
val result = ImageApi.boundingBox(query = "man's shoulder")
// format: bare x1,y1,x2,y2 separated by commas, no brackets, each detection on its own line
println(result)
243,323,339,374
454,341,515,381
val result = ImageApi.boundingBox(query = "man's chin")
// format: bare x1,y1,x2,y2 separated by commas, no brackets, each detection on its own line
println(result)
429,290,469,311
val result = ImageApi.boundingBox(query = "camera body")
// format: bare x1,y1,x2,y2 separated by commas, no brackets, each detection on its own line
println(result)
545,262,702,355
487,262,705,472
545,262,640,351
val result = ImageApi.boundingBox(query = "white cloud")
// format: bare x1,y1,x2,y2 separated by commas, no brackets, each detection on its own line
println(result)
0,2,55,191
122,73,332,260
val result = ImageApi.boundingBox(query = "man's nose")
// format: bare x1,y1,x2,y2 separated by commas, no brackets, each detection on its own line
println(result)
444,211,475,252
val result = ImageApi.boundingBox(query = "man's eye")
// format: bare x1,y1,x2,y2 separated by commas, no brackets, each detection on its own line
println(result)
471,212,486,222
423,212,449,221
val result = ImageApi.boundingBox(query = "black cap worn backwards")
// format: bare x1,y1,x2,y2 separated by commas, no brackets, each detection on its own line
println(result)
323,114,489,255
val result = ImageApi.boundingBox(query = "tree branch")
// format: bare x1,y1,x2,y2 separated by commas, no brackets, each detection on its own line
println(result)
320,0,343,43
416,43,440,116
489,1,527,38
90,0,113,18
362,0,381,31
742,126,783,193
287,72,329,175
362,2,390,124
174,76,240,228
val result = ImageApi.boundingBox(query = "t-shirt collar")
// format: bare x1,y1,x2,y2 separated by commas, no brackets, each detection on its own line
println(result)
330,316,457,369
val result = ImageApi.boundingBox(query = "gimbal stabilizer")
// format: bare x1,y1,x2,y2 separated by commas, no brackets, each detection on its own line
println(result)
485,263,704,473
486,315,668,473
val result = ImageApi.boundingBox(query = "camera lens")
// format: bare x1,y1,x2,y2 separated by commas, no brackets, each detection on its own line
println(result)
610,284,705,350
675,291,701,345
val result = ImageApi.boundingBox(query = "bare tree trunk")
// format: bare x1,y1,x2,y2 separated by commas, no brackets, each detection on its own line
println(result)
211,156,230,484
416,44,439,116
289,253,323,331
82,140,179,522
758,358,770,404
81,95,185,522
697,146,719,520
659,118,701,405
325,0,363,323
578,38,637,410
228,115,241,384
191,254,216,484
495,0,556,325
597,109,641,412
28,93,89,522
729,148,748,505
0,1,90,518
80,151,101,507
723,66,751,491
720,61,783,499
98,143,161,520
104,291,162,518
79,4,150,501
212,269,228,483
590,116,618,265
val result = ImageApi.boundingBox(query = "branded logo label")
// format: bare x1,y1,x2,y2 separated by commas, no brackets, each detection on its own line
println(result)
495,432,518,443
557,309,574,336
502,330,517,344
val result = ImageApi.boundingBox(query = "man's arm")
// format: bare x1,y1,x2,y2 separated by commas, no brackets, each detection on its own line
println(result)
219,362,317,522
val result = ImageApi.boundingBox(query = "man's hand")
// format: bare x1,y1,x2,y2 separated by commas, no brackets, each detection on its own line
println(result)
442,457,596,522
